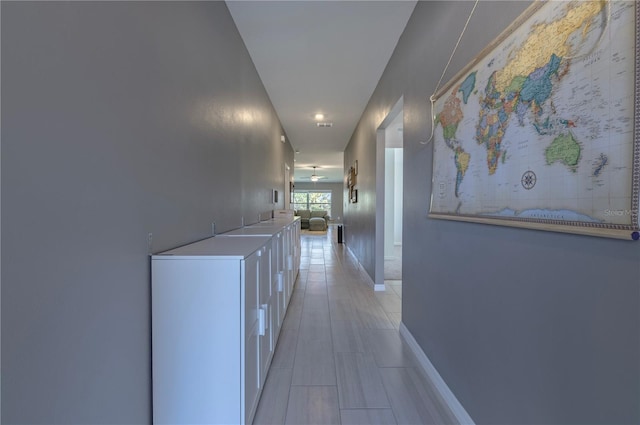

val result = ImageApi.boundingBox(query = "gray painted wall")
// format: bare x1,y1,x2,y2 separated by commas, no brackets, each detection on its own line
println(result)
344,2,640,424
1,2,292,423
294,182,344,222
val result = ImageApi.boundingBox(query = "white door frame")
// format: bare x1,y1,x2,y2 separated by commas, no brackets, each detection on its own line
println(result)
284,163,291,210
375,97,403,290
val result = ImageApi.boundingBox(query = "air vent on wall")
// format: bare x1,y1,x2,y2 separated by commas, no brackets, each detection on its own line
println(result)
316,122,333,128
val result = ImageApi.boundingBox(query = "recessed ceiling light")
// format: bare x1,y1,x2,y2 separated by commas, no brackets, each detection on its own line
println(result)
314,113,325,121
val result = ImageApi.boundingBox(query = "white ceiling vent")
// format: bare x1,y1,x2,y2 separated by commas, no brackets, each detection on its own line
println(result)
316,122,333,128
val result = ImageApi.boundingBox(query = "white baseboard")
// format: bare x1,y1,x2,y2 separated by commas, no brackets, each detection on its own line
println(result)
345,245,385,291
399,322,475,425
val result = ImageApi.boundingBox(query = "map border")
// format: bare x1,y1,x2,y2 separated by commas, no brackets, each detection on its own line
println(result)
428,0,640,240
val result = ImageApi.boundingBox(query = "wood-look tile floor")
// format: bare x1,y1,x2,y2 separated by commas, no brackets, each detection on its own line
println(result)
253,228,456,425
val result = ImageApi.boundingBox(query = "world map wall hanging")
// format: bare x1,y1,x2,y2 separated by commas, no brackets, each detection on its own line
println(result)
429,0,639,240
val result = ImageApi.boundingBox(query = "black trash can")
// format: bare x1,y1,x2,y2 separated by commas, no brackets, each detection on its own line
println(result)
337,225,343,243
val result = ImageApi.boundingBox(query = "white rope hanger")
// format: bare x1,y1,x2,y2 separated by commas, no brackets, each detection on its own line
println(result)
422,0,480,145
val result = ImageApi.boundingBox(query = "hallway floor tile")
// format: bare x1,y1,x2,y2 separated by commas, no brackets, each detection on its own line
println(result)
253,228,455,425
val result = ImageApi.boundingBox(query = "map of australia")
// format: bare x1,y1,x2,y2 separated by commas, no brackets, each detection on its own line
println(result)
430,0,638,233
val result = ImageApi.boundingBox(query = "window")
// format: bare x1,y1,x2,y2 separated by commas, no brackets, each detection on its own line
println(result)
293,190,331,217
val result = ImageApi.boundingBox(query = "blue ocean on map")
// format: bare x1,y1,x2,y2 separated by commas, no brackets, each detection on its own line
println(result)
486,208,601,223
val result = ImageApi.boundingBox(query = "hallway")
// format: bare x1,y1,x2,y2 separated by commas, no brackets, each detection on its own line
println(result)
253,228,455,425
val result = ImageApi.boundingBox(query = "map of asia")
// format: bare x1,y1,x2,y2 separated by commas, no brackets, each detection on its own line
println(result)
429,0,639,239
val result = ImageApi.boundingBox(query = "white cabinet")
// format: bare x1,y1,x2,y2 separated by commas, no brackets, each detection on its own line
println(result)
152,236,269,425
219,219,301,343
151,218,300,425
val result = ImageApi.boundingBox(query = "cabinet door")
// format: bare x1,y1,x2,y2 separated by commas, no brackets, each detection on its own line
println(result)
269,236,281,342
293,221,301,274
274,232,287,327
283,224,294,304
243,253,260,425
257,245,273,384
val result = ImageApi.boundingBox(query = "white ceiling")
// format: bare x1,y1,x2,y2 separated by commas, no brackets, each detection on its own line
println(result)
226,1,416,183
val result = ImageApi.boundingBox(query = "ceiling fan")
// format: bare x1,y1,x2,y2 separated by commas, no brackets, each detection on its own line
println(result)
301,166,327,182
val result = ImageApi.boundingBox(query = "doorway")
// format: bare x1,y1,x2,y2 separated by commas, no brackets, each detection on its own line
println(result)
375,97,403,290
284,163,291,210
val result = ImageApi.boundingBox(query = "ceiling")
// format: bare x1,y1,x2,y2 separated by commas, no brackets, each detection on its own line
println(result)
226,1,417,183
